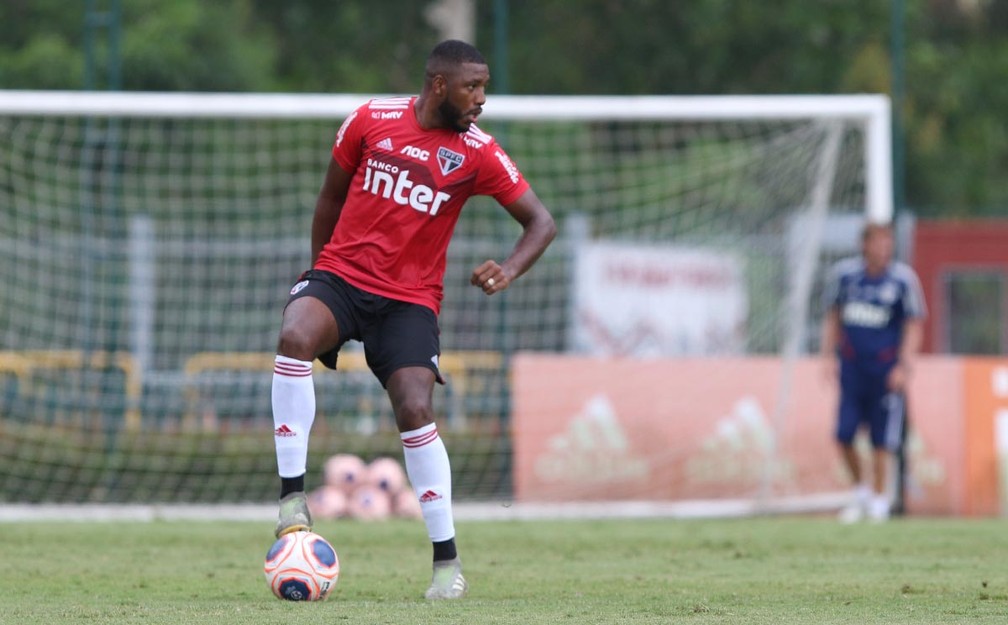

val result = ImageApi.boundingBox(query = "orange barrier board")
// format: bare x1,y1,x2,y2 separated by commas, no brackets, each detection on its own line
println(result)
511,355,1005,516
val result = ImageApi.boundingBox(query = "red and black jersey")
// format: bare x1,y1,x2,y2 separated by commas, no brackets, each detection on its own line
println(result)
314,96,530,314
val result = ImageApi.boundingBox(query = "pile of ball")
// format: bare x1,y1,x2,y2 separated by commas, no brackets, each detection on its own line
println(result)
306,454,422,521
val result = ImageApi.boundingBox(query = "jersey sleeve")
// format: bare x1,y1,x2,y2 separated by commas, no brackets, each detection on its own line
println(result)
473,143,530,206
331,103,369,173
897,263,928,319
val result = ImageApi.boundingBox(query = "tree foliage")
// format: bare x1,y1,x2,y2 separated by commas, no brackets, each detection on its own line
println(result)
0,0,1005,215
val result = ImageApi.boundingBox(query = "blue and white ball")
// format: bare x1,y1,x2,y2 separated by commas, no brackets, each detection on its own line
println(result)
264,531,340,601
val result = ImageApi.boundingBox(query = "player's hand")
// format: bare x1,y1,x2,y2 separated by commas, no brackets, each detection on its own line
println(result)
887,363,910,392
471,260,511,295
821,357,838,385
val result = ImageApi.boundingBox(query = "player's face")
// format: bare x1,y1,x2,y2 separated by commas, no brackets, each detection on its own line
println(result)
438,63,489,133
863,226,894,270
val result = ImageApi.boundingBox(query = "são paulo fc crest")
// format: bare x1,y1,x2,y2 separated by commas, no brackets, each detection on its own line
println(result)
877,281,898,304
437,147,464,176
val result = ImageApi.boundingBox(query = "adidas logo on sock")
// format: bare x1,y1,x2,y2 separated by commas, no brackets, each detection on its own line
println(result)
274,424,296,437
419,489,442,503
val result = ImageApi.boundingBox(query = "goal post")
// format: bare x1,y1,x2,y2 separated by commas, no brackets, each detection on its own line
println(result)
0,91,891,510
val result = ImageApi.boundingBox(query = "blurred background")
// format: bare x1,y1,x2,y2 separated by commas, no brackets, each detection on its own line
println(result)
1,0,1006,517
3,0,1007,216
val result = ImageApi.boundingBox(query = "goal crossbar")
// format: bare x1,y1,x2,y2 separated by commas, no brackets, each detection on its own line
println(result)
0,90,892,222
0,90,888,120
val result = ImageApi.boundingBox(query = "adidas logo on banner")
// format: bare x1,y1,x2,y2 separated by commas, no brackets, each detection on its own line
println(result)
274,424,296,438
535,394,648,483
686,396,785,486
376,137,393,151
418,489,442,503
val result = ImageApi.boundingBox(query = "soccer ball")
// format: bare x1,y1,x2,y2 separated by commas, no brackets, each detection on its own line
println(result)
392,488,423,519
307,485,348,520
366,456,407,495
346,483,391,520
264,531,340,601
323,453,367,493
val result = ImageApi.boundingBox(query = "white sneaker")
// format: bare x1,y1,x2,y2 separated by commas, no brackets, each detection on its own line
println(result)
838,485,872,523
838,485,867,523
424,557,468,600
867,495,891,522
838,502,864,524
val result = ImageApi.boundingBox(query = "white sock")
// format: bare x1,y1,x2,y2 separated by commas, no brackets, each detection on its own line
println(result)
401,423,455,542
272,355,315,478
855,483,872,505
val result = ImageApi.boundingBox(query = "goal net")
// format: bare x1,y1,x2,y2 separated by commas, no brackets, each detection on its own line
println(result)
0,91,890,513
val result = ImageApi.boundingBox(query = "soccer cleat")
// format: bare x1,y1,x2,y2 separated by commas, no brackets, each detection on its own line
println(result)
275,491,313,538
424,557,468,600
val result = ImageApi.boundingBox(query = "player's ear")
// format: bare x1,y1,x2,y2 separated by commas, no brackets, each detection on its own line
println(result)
431,73,448,97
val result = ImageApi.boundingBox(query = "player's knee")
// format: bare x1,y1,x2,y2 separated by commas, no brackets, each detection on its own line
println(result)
835,428,856,447
394,397,435,431
276,325,318,361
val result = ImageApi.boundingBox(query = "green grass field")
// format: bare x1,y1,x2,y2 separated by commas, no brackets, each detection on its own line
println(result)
0,516,1005,624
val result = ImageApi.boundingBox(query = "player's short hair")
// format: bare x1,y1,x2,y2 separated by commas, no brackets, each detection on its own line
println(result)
861,221,893,243
428,40,486,66
425,40,486,82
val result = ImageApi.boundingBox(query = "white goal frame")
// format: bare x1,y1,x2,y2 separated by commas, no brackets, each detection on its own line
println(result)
0,90,892,223
0,91,892,520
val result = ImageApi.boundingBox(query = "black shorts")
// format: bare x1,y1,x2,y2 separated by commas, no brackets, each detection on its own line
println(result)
285,269,443,387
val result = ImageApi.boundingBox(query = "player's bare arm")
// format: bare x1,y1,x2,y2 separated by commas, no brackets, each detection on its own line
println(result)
471,188,557,294
888,317,923,392
310,158,353,265
820,307,840,383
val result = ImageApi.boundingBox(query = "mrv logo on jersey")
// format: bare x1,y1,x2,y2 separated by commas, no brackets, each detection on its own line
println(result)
363,158,450,215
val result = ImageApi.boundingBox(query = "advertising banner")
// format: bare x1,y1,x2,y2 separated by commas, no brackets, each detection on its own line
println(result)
512,354,1001,516
570,242,747,356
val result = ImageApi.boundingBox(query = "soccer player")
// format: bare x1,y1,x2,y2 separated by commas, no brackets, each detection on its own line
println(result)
270,40,556,599
820,222,926,523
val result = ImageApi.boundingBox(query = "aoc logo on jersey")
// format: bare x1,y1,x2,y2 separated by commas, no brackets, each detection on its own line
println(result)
362,158,451,215
401,145,430,161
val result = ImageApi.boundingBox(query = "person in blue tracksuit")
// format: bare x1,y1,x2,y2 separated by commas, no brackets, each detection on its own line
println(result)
820,222,926,522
